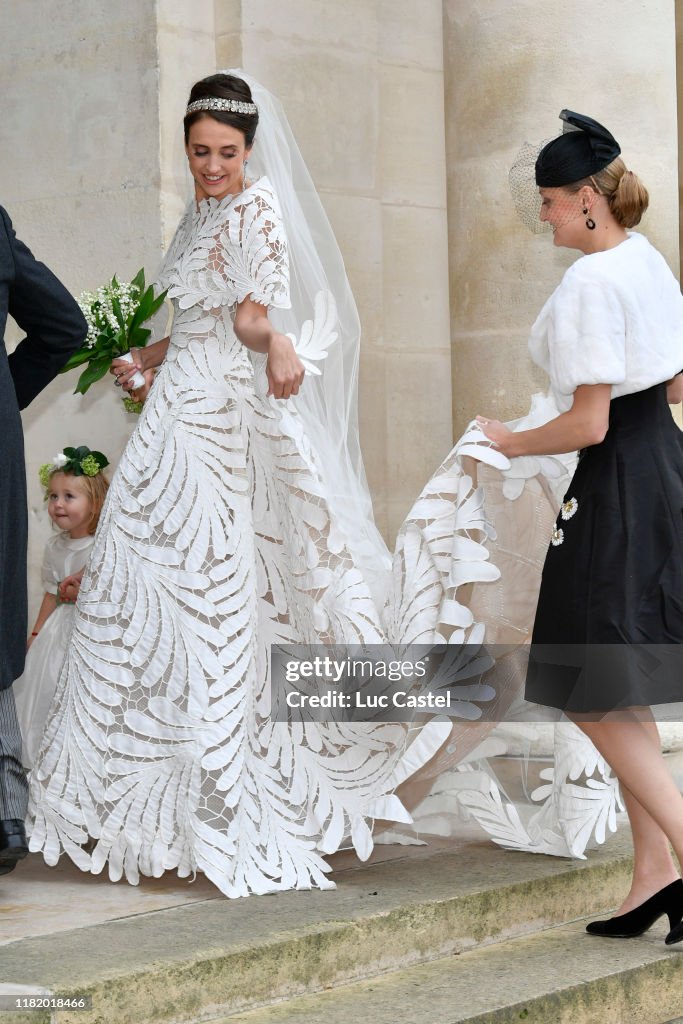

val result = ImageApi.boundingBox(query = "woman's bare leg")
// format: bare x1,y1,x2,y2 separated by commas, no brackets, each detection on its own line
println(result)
615,785,678,912
574,711,683,912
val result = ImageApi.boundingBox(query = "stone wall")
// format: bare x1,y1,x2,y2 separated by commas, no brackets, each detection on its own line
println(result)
1,0,681,621
442,0,681,752
444,0,680,438
0,1,163,615
158,0,216,244
215,0,453,540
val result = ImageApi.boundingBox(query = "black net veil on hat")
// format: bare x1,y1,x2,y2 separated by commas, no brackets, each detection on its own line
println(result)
509,110,621,233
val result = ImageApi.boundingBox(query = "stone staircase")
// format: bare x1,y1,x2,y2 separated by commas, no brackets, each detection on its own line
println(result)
2,823,683,1024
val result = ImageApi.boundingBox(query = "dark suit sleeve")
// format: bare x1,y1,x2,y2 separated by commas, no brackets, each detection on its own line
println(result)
2,208,87,409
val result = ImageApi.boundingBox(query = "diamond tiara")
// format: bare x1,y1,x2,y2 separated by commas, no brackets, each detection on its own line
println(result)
186,97,257,116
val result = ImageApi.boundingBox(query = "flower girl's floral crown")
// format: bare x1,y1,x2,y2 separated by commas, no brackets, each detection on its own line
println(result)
39,446,110,489
186,97,257,116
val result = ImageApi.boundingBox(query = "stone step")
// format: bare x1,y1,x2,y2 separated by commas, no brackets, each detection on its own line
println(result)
0,831,636,1024
210,920,683,1024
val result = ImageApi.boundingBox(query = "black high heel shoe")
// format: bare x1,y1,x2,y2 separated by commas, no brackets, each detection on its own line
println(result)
586,879,683,938
664,900,683,945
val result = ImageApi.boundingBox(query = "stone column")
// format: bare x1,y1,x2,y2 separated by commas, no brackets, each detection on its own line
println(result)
0,1,165,615
157,0,217,244
216,0,452,541
378,1,452,540
444,0,680,438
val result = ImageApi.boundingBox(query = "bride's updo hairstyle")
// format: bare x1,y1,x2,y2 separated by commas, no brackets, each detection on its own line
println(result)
183,73,259,146
565,157,649,229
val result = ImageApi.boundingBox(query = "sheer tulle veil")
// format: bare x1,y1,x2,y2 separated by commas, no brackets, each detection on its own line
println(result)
220,68,391,599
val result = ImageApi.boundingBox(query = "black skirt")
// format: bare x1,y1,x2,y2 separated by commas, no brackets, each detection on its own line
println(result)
525,383,683,713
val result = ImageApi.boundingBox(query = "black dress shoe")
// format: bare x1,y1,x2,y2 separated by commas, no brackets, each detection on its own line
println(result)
0,819,29,876
586,879,683,938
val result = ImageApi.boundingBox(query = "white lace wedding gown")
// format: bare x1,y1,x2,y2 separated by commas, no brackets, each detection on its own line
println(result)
27,179,621,895
26,180,459,896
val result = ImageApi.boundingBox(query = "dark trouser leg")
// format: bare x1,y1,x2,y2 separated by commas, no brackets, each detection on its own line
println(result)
0,686,28,819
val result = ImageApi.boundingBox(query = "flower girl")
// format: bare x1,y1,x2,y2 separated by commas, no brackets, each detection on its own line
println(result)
13,446,109,768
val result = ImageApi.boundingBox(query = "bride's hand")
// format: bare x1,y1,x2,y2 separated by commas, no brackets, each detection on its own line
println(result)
476,416,514,456
266,333,305,400
129,370,155,404
111,350,147,392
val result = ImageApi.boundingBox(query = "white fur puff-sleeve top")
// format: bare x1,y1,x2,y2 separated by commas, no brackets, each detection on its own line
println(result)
528,232,683,412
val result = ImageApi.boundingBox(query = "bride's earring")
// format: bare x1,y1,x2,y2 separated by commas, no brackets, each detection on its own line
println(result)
242,161,248,191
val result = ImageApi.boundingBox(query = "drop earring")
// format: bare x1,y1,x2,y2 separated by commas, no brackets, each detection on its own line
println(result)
242,161,248,191
583,207,596,230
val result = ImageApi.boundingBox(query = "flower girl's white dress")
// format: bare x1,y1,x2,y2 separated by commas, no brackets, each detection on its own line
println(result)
13,532,94,768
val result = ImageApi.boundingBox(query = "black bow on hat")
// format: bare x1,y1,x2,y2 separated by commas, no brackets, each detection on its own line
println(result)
535,109,621,187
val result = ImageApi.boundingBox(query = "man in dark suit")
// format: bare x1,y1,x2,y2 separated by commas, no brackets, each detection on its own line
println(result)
0,207,86,874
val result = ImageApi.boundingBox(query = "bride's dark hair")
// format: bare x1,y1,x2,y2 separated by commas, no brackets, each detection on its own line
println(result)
183,73,259,145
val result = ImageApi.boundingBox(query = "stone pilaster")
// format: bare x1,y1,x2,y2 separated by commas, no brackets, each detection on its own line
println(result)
214,0,452,541
444,0,680,438
0,1,164,614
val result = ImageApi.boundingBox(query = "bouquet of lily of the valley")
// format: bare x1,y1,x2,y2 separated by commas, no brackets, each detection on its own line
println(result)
61,269,167,395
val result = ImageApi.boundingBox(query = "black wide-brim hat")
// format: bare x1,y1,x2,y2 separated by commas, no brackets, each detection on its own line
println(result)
535,110,621,187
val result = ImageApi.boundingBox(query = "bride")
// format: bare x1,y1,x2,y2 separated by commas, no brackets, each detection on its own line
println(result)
26,71,615,897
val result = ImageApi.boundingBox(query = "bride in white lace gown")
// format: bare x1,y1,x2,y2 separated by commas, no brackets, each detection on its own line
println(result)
27,73,625,896
27,72,467,897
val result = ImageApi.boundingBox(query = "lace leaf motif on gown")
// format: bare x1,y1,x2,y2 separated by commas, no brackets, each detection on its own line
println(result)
160,180,291,313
